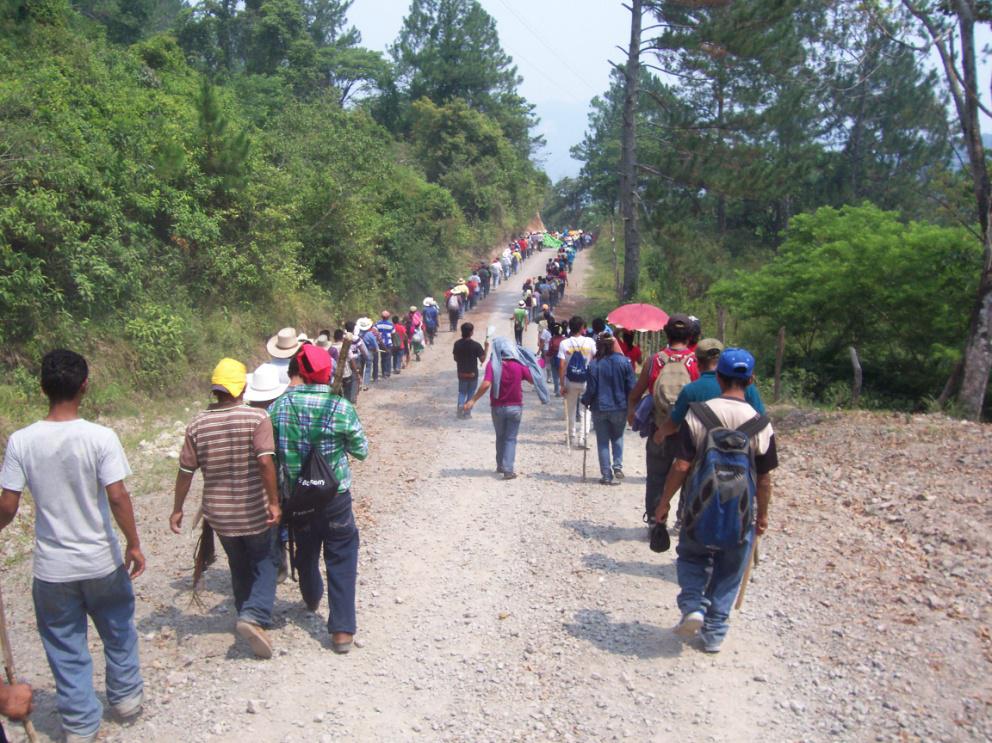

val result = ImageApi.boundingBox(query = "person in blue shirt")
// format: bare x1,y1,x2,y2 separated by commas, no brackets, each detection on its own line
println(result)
374,311,395,379
581,333,637,485
657,337,766,439
422,299,440,345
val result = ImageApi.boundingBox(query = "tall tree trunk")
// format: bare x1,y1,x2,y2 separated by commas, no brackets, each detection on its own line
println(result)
620,0,642,302
905,0,992,419
952,3,992,419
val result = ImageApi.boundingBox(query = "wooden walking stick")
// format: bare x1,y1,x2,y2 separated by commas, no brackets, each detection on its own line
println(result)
563,396,571,449
734,535,762,610
0,583,40,743
581,405,588,481
330,334,354,397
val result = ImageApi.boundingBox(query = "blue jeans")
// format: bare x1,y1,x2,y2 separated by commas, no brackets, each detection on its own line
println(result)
217,527,279,628
491,405,523,473
457,377,478,415
549,358,560,395
380,349,392,378
676,528,754,645
365,351,378,383
294,491,360,635
592,410,627,480
32,565,142,737
392,347,404,372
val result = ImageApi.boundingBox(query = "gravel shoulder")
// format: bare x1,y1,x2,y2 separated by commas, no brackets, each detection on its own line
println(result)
1,247,989,742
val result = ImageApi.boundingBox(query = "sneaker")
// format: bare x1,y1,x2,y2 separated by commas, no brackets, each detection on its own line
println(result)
236,620,273,659
674,610,704,640
598,477,620,486
112,691,143,720
612,467,624,480
65,730,99,743
502,472,518,481
700,633,724,654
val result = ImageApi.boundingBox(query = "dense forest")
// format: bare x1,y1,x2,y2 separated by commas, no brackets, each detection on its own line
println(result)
0,0,545,401
546,0,989,414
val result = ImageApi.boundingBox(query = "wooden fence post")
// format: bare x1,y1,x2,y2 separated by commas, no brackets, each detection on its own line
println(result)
849,346,862,407
772,326,785,403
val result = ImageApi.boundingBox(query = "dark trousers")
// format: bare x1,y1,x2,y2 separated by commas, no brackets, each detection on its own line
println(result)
294,492,360,635
448,309,459,331
218,527,279,627
645,431,676,518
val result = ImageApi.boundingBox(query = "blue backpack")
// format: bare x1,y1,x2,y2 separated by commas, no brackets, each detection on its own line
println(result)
565,348,589,383
680,402,769,549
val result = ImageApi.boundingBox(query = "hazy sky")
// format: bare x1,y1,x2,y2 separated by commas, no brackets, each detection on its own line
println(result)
347,0,631,182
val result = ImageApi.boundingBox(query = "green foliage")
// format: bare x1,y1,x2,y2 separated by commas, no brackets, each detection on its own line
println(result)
124,302,187,388
0,0,545,413
389,0,540,157
711,204,981,401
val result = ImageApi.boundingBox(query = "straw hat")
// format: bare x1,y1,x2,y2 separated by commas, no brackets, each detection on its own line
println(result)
409,305,418,313
356,317,373,332
315,333,332,350
266,327,301,359
244,363,288,403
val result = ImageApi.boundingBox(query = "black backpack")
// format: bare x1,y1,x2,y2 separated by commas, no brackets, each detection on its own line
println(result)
282,397,341,578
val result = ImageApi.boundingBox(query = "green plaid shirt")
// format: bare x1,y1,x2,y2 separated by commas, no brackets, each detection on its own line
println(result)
269,385,368,494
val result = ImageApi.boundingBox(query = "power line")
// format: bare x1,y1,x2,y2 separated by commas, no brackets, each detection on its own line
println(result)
489,0,603,96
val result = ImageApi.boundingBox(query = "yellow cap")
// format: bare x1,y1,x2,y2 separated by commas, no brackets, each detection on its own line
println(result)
211,358,247,397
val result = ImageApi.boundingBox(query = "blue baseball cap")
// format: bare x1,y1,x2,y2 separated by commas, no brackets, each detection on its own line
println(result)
717,347,755,380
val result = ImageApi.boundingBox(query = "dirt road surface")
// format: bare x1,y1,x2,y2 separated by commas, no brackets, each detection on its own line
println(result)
1,245,989,742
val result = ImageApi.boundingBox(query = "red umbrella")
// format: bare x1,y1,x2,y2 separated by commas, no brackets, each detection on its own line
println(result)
606,303,669,332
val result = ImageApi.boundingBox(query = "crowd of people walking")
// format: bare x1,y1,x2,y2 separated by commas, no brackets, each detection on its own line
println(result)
0,227,778,742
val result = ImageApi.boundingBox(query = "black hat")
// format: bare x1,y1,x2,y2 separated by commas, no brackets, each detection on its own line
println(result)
665,313,692,333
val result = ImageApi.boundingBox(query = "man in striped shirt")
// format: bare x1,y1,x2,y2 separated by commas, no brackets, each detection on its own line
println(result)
170,358,281,659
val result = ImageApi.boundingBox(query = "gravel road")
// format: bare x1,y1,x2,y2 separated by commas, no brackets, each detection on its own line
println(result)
1,246,989,742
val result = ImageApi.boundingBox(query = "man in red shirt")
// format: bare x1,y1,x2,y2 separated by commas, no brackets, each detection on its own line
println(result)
626,314,700,523
391,315,408,374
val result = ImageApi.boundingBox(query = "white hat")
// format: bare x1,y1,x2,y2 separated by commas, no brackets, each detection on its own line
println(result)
315,333,332,350
356,317,373,332
297,332,310,343
409,305,418,313
518,300,525,307
244,363,288,403
423,297,435,307
266,327,301,359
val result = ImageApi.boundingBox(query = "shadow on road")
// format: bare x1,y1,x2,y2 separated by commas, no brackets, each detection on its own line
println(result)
562,519,646,543
563,609,683,659
581,552,677,583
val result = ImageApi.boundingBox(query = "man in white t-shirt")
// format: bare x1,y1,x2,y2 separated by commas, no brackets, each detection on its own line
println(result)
0,350,145,743
558,315,597,448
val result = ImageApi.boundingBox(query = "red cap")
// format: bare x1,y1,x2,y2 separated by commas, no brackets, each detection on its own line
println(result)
297,345,333,385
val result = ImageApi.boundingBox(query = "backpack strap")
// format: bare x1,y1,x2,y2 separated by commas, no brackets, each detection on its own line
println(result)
737,414,770,438
688,401,722,431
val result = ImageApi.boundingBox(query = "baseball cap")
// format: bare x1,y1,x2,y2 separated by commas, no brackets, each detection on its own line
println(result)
717,347,755,380
297,345,334,385
695,338,724,360
211,358,247,397
665,313,691,333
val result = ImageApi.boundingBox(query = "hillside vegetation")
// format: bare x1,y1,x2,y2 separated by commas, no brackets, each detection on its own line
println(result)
0,0,546,420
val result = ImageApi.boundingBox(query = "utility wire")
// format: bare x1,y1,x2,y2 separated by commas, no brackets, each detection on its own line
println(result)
489,0,604,95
